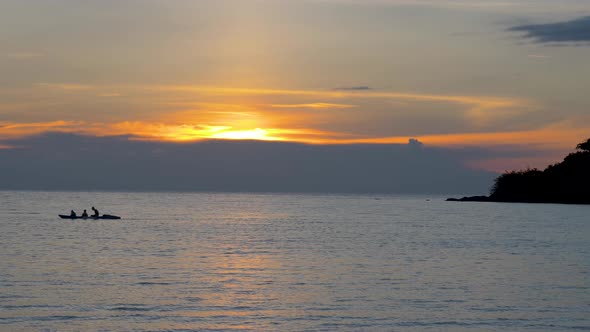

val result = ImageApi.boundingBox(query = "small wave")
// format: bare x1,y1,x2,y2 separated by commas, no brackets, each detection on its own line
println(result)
184,297,203,303
556,285,588,290
471,306,516,312
1,304,63,310
30,315,81,322
135,282,172,286
0,294,31,299
110,306,152,312
108,304,196,313
442,299,466,303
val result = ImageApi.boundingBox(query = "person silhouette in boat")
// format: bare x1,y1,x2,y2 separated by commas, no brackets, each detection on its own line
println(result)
91,206,99,218
82,209,88,218
70,210,77,217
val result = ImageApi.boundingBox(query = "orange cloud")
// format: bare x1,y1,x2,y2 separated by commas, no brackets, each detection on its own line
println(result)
415,121,589,151
0,119,355,144
269,103,356,109
312,122,587,151
2,118,584,149
2,117,587,173
115,121,586,151
0,120,82,139
2,83,580,173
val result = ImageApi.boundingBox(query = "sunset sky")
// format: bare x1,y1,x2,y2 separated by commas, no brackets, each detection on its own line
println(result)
1,0,590,171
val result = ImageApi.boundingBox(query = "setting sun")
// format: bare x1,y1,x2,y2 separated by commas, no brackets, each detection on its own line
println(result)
127,124,287,142
209,128,282,141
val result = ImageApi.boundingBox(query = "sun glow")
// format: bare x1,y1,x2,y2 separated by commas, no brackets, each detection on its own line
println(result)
209,128,282,141
103,122,288,142
3,84,588,173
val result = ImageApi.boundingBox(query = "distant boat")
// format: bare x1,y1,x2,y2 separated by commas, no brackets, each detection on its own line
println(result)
59,214,121,220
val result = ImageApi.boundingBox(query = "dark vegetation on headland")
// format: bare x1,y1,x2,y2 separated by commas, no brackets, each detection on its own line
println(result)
447,138,590,204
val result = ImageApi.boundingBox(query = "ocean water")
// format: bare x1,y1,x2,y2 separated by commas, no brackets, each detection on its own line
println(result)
0,191,589,332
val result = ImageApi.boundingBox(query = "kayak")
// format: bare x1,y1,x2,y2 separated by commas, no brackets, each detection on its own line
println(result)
59,214,121,220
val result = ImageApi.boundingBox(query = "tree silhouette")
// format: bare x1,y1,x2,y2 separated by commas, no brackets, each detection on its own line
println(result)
577,138,590,152
487,138,590,204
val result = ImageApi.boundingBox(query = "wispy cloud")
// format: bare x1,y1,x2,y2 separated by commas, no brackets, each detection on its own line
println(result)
149,85,533,127
269,103,356,109
38,83,529,112
140,84,529,108
20,83,534,133
0,120,82,139
509,16,590,45
333,86,371,91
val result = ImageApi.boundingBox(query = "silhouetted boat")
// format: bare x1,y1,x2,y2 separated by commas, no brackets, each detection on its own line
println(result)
59,214,121,220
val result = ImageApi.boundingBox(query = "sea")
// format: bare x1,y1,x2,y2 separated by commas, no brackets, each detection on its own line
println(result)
0,191,588,332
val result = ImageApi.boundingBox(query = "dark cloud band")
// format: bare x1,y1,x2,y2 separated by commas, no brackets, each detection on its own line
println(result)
509,16,590,44
333,86,371,91
0,133,496,194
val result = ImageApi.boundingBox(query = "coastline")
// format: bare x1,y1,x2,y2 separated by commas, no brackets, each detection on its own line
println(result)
446,195,590,205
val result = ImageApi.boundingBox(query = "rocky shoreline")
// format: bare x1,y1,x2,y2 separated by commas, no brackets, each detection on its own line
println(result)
445,196,492,202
